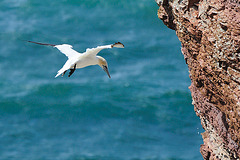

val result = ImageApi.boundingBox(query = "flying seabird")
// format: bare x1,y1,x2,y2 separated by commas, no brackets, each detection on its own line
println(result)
27,41,124,78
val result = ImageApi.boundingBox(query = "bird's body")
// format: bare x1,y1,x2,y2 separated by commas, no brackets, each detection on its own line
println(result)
27,41,124,78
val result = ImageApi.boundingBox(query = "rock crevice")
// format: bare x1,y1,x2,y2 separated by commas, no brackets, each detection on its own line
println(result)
156,0,240,159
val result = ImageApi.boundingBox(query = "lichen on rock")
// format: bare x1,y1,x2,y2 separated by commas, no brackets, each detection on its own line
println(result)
155,0,240,159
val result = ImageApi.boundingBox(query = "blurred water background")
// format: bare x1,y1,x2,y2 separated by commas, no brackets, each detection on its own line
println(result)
0,0,204,160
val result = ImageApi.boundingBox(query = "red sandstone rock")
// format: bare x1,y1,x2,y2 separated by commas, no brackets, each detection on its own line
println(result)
156,0,240,159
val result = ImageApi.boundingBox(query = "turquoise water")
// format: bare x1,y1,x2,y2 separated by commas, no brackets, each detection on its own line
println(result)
0,0,203,160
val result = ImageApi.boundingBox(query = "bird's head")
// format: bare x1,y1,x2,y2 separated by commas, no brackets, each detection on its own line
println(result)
97,56,111,78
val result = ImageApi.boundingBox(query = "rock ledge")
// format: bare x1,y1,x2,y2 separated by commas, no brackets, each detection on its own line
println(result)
156,0,240,159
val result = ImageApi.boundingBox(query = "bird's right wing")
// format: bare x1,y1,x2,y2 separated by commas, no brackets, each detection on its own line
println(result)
54,44,81,58
84,42,124,56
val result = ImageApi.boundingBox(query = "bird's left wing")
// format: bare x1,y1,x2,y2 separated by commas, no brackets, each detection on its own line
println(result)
84,42,124,56
27,41,81,58
54,44,81,58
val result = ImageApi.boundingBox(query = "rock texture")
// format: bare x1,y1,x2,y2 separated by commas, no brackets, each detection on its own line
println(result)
156,0,240,159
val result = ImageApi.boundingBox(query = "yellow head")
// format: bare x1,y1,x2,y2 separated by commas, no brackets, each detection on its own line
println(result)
97,56,111,78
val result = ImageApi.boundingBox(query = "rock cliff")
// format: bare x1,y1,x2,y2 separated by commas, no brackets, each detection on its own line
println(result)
155,0,240,159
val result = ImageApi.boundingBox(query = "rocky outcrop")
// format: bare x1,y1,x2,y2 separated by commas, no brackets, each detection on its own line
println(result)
155,0,240,159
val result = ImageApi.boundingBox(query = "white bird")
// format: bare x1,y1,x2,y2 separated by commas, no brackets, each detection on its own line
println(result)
27,41,124,78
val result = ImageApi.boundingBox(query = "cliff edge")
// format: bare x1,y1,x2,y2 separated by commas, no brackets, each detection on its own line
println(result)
155,0,240,159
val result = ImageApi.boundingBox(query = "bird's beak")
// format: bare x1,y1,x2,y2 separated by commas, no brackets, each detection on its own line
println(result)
103,66,111,78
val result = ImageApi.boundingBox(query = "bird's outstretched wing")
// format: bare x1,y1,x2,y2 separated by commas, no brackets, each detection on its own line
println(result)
84,42,124,56
54,44,81,58
27,40,81,58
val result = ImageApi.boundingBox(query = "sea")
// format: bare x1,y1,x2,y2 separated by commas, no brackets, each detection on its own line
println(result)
0,0,204,160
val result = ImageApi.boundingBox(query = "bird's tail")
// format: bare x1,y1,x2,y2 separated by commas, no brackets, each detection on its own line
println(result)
55,60,72,78
55,70,65,78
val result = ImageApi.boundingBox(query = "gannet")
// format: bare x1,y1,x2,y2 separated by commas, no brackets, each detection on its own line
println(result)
27,41,124,78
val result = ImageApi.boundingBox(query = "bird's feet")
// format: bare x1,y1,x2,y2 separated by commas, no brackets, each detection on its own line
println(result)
68,64,76,77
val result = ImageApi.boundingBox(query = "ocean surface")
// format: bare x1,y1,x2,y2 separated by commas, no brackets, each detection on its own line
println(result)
0,0,204,160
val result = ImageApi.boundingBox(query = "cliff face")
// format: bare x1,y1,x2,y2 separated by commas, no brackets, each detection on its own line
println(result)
155,0,240,159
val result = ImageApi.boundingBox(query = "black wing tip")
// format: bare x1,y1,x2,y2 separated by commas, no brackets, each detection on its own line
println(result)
26,40,56,47
112,42,124,48
116,42,124,46
26,40,36,44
